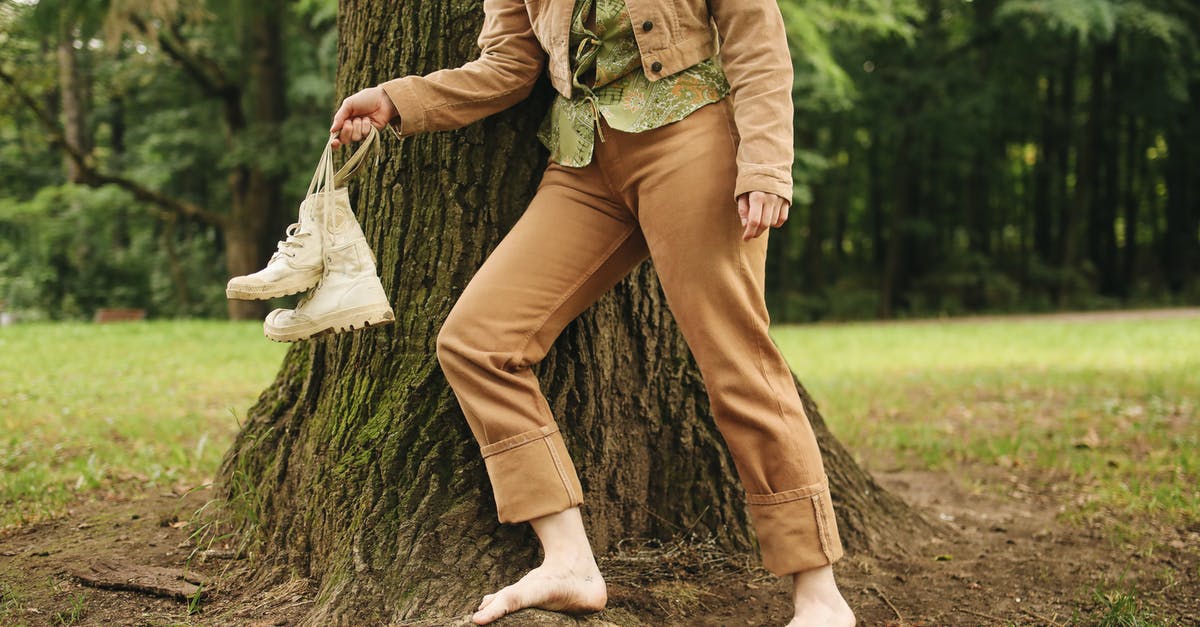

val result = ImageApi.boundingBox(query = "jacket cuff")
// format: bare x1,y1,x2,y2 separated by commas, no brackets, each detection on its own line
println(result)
734,168,793,205
378,77,426,139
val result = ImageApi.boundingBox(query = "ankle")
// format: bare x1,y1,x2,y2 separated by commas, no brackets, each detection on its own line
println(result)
540,548,599,572
529,507,600,573
792,565,843,602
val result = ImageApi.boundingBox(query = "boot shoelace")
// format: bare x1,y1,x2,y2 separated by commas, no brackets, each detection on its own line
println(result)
270,222,311,262
288,129,379,312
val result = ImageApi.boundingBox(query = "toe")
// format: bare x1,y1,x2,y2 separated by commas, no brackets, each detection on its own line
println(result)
477,593,496,611
472,589,516,625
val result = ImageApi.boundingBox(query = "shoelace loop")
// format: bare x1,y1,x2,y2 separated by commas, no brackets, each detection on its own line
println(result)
270,222,312,262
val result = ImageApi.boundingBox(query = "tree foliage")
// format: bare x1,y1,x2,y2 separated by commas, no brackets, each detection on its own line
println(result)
0,0,339,318
773,0,1200,320
1,0,1197,320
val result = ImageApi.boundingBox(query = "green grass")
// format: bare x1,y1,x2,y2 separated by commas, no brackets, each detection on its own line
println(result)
0,321,286,530
3,314,1197,537
771,315,1200,527
1093,587,1169,626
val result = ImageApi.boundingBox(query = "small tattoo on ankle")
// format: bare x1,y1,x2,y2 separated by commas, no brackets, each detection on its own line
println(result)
585,575,594,582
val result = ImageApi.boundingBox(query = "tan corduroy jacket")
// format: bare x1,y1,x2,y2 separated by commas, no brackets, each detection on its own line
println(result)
379,0,794,202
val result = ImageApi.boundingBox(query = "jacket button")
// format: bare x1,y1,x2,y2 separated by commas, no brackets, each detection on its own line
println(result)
642,20,653,31
650,61,663,73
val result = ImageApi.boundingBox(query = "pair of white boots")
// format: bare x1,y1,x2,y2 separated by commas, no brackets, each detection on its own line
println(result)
226,128,394,342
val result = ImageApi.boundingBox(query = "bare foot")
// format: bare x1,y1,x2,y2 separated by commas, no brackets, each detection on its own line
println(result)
471,559,607,625
786,602,856,627
788,564,856,626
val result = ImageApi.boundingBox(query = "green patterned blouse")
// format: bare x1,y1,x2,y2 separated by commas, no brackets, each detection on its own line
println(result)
536,0,731,167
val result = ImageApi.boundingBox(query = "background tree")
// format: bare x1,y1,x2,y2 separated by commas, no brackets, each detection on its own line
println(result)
214,0,935,622
774,0,1200,321
3,0,1197,322
0,0,339,319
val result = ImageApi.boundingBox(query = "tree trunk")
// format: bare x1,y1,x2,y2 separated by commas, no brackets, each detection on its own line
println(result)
1119,112,1138,297
1052,38,1078,306
217,2,939,623
57,26,89,184
1163,77,1200,293
1087,40,1120,297
246,0,291,294
1033,71,1057,268
868,126,885,275
221,2,287,321
1058,36,1084,306
879,126,914,318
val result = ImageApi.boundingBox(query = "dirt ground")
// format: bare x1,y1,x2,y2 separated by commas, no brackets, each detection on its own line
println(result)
1,467,1196,626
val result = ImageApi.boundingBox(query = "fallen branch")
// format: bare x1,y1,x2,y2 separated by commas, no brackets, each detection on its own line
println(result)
955,606,1006,622
1021,607,1063,626
68,560,207,601
869,584,903,622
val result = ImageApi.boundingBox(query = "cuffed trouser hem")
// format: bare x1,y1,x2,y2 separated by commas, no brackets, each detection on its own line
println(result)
481,425,584,523
746,476,845,576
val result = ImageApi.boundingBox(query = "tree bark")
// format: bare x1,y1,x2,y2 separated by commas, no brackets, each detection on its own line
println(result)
879,125,914,318
1163,77,1200,293
218,1,940,623
245,0,291,305
1056,36,1083,306
1032,70,1057,268
800,129,823,300
222,3,288,321
1087,40,1120,297
57,26,89,184
1119,110,1138,297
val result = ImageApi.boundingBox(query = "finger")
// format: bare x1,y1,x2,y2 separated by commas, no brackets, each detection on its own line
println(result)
755,195,775,238
774,200,789,227
743,193,764,241
330,99,351,134
756,207,771,238
759,200,776,234
337,120,354,150
737,194,749,227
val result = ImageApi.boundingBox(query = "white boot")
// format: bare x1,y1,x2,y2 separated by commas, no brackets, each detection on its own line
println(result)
262,188,394,342
225,198,324,300
226,126,381,302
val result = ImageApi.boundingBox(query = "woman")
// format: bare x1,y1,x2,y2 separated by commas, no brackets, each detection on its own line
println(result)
331,0,855,624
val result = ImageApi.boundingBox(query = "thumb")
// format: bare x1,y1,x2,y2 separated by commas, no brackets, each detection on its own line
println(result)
330,100,351,134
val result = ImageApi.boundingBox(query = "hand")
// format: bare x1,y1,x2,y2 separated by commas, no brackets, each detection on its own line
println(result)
329,86,399,149
737,191,790,240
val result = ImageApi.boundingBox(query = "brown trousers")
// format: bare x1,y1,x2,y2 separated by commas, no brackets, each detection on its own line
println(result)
435,96,845,575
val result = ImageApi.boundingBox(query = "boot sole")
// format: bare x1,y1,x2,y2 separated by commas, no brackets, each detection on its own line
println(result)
226,274,321,301
264,304,396,343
